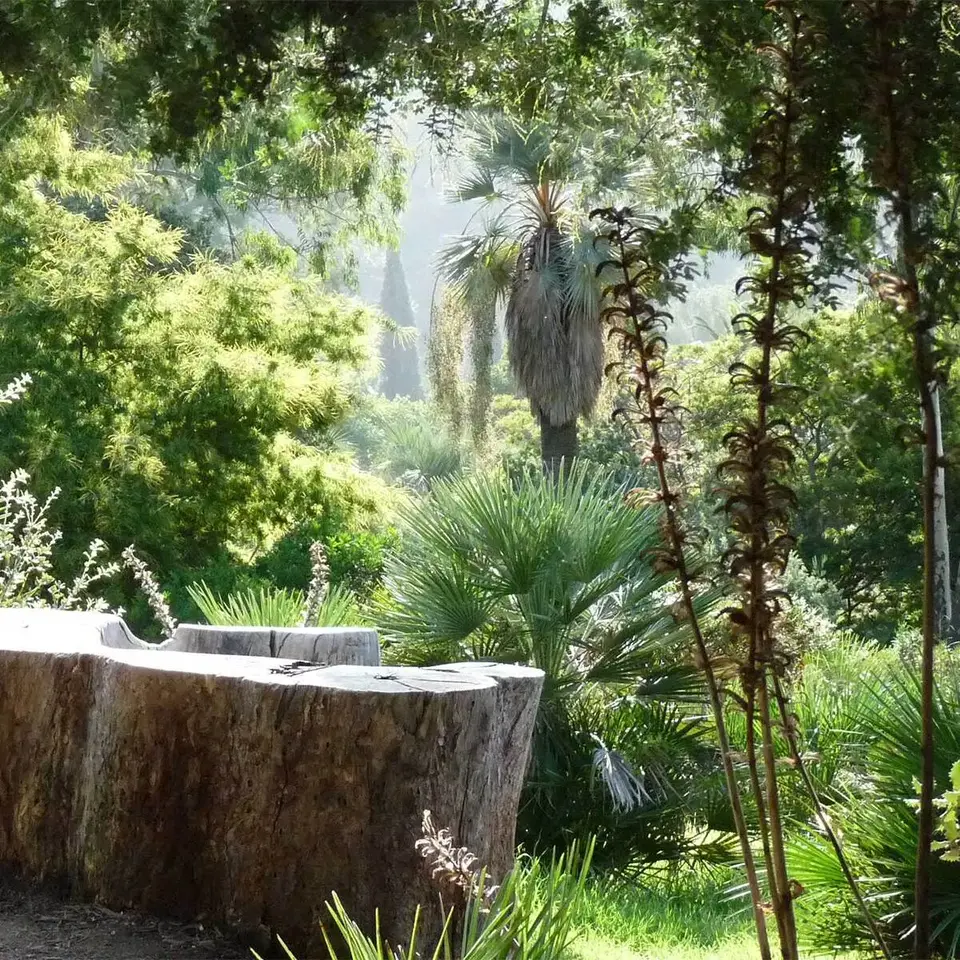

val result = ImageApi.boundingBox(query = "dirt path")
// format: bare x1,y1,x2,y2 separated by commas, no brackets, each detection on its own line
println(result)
0,872,251,960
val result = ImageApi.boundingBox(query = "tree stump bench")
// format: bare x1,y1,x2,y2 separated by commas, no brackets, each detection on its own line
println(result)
0,609,542,954
162,623,381,665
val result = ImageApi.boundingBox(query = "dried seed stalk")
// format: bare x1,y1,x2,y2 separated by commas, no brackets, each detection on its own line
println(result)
717,4,819,955
122,545,177,640
301,541,329,628
591,207,771,960
415,810,496,904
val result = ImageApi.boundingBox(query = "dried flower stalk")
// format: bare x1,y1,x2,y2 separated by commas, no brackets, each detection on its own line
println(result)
715,5,817,953
415,810,496,904
591,205,771,960
301,541,329,628
122,545,177,639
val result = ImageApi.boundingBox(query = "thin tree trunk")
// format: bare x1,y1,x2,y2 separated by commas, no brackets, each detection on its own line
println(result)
915,334,939,959
862,7,939,948
929,384,952,638
539,413,578,475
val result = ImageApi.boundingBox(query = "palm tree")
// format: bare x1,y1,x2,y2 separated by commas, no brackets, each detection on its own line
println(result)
437,113,612,472
378,462,719,873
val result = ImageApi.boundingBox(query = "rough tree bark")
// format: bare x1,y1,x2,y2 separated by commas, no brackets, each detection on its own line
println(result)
166,623,380,664
539,413,578,474
0,609,542,955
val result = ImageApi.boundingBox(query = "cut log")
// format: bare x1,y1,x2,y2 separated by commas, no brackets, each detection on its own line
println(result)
164,623,380,665
0,609,542,954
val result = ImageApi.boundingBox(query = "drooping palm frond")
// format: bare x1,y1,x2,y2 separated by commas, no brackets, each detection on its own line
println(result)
436,215,520,306
522,694,732,876
506,221,605,426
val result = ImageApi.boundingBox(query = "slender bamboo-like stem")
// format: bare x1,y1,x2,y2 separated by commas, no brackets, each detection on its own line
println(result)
858,5,939,952
597,213,772,960
757,678,797,957
744,692,777,940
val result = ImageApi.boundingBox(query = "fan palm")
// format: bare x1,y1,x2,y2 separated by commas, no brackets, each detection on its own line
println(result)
437,114,625,471
379,462,724,872
784,641,960,957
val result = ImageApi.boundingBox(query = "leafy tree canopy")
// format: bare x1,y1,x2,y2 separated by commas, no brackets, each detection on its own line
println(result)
0,115,391,613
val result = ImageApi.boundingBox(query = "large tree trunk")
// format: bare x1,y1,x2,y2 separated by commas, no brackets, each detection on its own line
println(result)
539,413,578,475
0,609,542,955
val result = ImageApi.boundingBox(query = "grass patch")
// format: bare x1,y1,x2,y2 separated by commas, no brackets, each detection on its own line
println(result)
569,868,756,960
568,867,867,960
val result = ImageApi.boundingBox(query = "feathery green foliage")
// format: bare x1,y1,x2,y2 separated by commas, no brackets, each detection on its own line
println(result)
0,115,387,630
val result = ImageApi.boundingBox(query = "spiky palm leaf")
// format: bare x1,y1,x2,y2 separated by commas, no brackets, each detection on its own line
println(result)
784,643,960,957
380,461,721,873
380,461,701,694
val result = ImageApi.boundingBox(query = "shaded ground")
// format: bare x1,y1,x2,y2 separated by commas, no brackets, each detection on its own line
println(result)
0,871,250,960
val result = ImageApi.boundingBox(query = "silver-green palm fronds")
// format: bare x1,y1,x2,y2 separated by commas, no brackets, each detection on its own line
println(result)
436,112,613,466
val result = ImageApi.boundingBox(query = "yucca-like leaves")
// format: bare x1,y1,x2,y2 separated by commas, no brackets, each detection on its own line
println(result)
187,580,362,628
377,419,465,489
306,841,592,960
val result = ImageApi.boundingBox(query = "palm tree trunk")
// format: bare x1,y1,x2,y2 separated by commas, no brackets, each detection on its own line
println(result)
539,414,578,475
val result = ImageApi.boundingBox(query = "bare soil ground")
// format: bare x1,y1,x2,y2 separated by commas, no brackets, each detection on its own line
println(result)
0,871,251,960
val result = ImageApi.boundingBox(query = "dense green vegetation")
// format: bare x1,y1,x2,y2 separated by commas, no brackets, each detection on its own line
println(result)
6,1,960,958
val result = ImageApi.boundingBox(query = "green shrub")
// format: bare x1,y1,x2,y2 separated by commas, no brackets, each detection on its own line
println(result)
0,116,388,622
256,524,396,598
